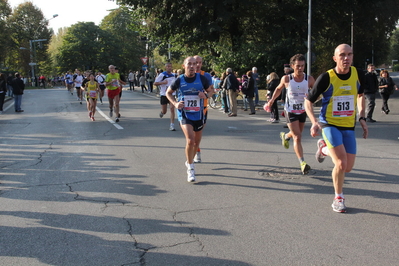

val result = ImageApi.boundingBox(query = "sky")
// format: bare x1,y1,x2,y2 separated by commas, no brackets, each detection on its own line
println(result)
8,0,120,32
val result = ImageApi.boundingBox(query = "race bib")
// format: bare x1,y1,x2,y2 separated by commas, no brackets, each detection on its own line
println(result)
290,101,305,114
111,79,119,87
332,95,354,117
89,91,97,98
183,95,200,112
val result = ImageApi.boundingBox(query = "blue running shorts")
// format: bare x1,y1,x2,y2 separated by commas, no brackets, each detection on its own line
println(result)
322,126,356,154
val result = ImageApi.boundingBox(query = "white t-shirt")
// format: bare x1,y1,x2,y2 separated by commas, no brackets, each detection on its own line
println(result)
155,71,176,96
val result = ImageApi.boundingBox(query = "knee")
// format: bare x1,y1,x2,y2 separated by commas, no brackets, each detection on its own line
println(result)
186,138,196,147
292,133,302,143
335,159,348,173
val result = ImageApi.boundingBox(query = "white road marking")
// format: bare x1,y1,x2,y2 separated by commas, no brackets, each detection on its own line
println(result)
96,107,124,129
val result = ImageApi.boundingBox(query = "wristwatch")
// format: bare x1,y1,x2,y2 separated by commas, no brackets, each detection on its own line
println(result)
358,117,366,122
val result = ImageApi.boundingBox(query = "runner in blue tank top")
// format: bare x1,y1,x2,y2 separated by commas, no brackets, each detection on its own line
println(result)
166,56,213,183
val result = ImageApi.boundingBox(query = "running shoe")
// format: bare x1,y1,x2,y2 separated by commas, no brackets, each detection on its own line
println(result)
91,117,95,121
118,113,121,118
331,196,347,213
280,132,289,149
300,161,311,175
169,124,176,131
115,117,119,123
316,139,327,163
159,112,164,118
109,109,113,117
185,161,196,182
194,152,201,163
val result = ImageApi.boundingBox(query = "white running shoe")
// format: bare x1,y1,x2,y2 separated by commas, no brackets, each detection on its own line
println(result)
169,124,176,131
185,161,196,182
332,196,347,213
316,139,327,163
194,152,201,163
159,112,164,118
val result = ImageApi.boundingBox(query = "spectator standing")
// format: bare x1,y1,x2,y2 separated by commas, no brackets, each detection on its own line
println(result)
7,73,13,97
252,67,260,105
12,73,25,112
245,71,256,114
128,70,135,91
39,75,46,88
225,68,239,117
266,72,280,123
363,64,379,122
139,74,147,93
0,73,6,114
378,70,397,114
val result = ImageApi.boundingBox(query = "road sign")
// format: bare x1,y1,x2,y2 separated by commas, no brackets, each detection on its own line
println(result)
142,65,148,71
29,63,37,66
140,57,148,65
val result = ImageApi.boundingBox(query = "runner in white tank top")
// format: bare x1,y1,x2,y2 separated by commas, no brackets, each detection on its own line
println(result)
266,54,315,175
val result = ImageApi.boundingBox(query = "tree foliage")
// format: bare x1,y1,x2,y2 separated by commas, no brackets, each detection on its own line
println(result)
4,1,52,76
99,8,145,72
118,0,399,81
0,0,12,68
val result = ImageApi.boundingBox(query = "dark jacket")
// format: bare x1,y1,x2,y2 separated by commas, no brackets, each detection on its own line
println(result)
225,73,238,92
246,77,255,98
12,77,25,95
364,72,379,94
0,79,6,93
379,77,395,95
267,79,280,100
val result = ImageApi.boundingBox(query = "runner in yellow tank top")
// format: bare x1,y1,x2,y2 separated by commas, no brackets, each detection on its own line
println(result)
305,44,368,213
83,73,99,121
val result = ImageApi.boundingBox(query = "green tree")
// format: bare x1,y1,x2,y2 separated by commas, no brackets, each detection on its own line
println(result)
0,0,12,70
48,27,68,75
57,22,115,72
389,28,399,65
100,7,145,73
6,2,52,77
117,0,399,79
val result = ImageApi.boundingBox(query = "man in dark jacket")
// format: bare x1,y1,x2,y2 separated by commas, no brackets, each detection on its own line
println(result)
7,73,13,97
12,72,25,112
225,68,239,117
364,64,379,122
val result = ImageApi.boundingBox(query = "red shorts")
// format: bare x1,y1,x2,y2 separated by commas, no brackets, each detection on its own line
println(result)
107,88,120,99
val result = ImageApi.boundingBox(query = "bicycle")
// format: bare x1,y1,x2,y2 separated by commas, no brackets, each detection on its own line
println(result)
208,88,222,109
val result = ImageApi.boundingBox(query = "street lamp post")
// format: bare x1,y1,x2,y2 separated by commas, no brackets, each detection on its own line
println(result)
29,14,58,86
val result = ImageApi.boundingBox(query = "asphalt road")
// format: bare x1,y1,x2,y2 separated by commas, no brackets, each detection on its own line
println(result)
0,82,398,266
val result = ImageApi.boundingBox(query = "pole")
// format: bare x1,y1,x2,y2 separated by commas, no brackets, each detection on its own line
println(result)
29,40,35,86
168,42,171,61
351,12,354,49
307,0,311,75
